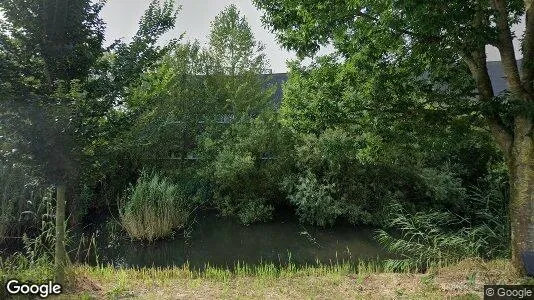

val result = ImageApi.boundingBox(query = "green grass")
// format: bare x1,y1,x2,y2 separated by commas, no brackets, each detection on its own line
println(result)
0,255,522,299
376,186,510,272
0,254,55,299
75,259,388,283
60,258,521,299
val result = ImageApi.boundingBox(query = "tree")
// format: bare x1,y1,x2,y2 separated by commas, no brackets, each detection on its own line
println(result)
208,4,268,76
120,42,215,167
76,0,180,212
0,0,179,282
124,5,287,223
198,5,291,224
0,0,106,283
253,0,533,273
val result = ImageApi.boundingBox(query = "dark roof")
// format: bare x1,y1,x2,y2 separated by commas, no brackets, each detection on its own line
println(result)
263,73,288,108
487,60,522,95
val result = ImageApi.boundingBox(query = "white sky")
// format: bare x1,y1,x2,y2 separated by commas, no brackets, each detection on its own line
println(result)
100,0,525,73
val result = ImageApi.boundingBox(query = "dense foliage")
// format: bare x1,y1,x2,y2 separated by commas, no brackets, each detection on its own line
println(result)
278,57,503,228
109,5,293,225
253,0,533,272
0,0,520,279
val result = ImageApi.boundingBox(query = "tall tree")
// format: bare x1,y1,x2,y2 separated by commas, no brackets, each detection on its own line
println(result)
122,5,285,223
0,0,179,282
118,6,270,174
1,0,106,283
201,5,286,224
253,0,533,273
205,4,272,118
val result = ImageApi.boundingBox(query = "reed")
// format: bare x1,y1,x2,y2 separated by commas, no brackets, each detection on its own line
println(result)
376,184,510,271
119,172,191,242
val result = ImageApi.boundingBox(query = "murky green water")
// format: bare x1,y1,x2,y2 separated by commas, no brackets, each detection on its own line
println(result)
82,212,387,269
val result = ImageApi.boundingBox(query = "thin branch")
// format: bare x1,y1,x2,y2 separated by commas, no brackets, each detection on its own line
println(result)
354,10,442,43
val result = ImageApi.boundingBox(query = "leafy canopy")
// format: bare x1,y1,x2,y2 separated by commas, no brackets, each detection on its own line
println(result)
0,0,179,187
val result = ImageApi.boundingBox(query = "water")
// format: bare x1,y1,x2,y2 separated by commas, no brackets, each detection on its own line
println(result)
82,212,388,269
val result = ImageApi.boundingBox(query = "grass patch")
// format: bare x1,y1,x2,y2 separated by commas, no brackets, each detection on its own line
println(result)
59,258,523,299
73,259,386,283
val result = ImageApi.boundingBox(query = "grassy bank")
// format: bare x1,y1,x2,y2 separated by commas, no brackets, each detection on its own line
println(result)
51,258,525,299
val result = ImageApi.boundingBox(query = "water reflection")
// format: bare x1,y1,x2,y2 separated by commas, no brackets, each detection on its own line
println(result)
87,212,387,269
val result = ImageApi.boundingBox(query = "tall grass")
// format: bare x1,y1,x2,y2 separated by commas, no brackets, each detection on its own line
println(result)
74,259,392,284
0,188,63,299
376,184,509,271
0,164,28,242
0,164,48,243
119,172,191,242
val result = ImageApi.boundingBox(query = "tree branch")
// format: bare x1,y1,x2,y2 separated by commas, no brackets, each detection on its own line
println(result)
462,49,514,156
491,0,527,99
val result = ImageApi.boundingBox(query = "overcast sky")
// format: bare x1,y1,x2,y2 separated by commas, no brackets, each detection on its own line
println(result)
100,0,525,73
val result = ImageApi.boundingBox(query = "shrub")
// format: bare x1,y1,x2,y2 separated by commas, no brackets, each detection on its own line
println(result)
285,172,343,226
237,197,275,225
119,172,191,242
215,194,274,225
199,113,293,225
419,167,467,209
284,128,427,226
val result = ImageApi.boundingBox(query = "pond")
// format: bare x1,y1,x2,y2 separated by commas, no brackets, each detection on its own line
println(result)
79,211,388,269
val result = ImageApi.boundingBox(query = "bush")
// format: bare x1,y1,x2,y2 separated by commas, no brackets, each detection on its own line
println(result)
199,113,293,225
284,128,427,226
237,197,275,225
419,167,467,208
215,194,275,225
285,172,343,226
119,172,192,242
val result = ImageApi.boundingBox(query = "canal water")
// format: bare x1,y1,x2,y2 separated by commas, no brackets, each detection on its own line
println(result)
82,212,388,269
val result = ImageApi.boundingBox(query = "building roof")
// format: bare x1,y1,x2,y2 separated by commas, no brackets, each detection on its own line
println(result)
487,60,522,95
263,73,288,108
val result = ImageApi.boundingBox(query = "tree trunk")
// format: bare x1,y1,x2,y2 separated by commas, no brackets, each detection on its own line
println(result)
509,116,534,274
54,184,67,285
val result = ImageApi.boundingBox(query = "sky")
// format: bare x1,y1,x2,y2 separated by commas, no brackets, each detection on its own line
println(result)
100,0,526,73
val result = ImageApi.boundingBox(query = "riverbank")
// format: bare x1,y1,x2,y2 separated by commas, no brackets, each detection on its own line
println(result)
54,258,524,299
